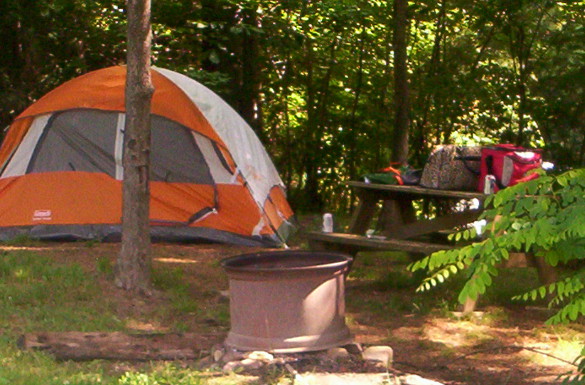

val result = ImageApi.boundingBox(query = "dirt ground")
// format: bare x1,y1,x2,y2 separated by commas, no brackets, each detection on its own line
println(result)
12,241,584,385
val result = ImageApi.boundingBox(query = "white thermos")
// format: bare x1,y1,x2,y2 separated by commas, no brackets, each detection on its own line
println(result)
322,213,334,233
484,175,496,195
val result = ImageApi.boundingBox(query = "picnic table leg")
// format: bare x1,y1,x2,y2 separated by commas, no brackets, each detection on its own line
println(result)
462,254,558,315
528,254,558,293
462,297,478,314
377,199,416,234
348,190,379,235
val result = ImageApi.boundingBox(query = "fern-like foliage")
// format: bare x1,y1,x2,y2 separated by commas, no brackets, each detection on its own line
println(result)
410,169,585,378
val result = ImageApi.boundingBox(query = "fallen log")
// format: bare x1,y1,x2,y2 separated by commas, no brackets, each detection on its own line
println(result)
18,332,223,361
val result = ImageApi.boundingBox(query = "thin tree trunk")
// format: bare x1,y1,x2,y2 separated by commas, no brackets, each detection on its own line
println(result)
379,0,413,233
239,7,263,139
347,30,367,211
303,38,339,210
374,3,394,167
392,0,410,164
412,0,447,160
116,0,154,294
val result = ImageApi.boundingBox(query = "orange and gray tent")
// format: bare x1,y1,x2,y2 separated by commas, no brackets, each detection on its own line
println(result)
0,66,295,246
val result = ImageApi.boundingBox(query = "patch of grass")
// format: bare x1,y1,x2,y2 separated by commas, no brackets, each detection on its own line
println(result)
0,335,259,385
115,363,265,385
84,238,102,248
464,329,499,347
152,267,185,291
0,249,265,385
152,267,200,315
0,234,41,247
117,364,205,385
0,251,122,333
374,270,421,290
481,268,547,306
349,252,412,282
348,294,414,317
96,256,114,276
208,305,230,326
0,334,113,385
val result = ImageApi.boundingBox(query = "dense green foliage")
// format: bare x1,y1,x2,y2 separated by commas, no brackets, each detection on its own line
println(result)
411,169,585,381
1,0,584,211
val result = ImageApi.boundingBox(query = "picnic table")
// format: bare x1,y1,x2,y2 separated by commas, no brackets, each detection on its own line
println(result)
307,181,485,257
307,180,558,312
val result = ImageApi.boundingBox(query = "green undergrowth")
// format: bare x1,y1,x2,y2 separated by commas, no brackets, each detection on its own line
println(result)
1,246,582,384
348,251,567,316
0,250,242,385
0,251,122,333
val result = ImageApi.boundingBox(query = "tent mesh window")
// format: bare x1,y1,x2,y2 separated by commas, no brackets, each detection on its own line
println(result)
27,109,213,185
28,110,117,176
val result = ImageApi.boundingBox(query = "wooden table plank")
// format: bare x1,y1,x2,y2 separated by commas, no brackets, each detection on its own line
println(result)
307,231,452,255
347,181,486,201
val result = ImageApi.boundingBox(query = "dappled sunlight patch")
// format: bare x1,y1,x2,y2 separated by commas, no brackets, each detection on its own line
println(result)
422,318,495,348
154,257,200,265
125,319,169,333
519,338,583,368
0,246,55,251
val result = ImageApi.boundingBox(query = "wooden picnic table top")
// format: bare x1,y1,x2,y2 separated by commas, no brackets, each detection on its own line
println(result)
346,181,486,201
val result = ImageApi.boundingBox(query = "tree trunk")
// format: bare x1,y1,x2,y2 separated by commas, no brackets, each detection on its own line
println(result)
391,0,410,164
115,0,154,294
239,7,264,139
381,0,412,232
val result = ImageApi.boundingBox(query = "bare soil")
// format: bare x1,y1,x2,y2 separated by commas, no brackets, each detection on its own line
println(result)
10,241,583,385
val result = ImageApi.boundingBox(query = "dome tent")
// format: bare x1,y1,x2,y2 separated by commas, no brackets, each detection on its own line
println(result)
0,66,295,246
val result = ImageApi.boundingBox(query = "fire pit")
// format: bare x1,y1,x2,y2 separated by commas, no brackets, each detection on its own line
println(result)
221,250,353,353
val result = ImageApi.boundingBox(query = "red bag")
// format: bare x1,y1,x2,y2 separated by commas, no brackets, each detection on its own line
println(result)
478,144,542,193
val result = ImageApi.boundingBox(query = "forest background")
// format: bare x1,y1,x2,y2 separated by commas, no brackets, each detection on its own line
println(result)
0,0,583,213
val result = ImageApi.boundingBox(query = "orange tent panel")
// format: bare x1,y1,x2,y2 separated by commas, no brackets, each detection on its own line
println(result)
150,182,215,224
15,66,224,145
195,184,265,236
0,172,122,226
0,172,266,239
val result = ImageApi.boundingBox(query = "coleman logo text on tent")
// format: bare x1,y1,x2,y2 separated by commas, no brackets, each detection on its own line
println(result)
33,210,52,221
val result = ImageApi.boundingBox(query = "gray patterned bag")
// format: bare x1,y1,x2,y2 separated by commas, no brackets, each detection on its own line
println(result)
420,145,481,191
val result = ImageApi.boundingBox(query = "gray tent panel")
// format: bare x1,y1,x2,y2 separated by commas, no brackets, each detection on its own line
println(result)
28,110,117,176
0,224,281,247
25,109,214,185
150,115,213,184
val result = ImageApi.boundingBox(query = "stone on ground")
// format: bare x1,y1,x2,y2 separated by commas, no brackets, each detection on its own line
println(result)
362,345,394,368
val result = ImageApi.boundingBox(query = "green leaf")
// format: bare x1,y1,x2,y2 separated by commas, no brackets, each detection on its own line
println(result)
568,304,579,321
209,50,220,64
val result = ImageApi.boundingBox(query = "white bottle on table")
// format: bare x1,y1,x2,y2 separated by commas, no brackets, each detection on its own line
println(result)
322,213,333,233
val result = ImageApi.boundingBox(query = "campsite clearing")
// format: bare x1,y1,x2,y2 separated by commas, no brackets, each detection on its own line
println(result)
0,238,583,385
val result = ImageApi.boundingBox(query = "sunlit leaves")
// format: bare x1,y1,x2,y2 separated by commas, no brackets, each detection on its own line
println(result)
415,169,585,330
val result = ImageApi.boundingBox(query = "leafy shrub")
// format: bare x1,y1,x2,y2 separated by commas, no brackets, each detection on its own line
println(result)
410,169,585,380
